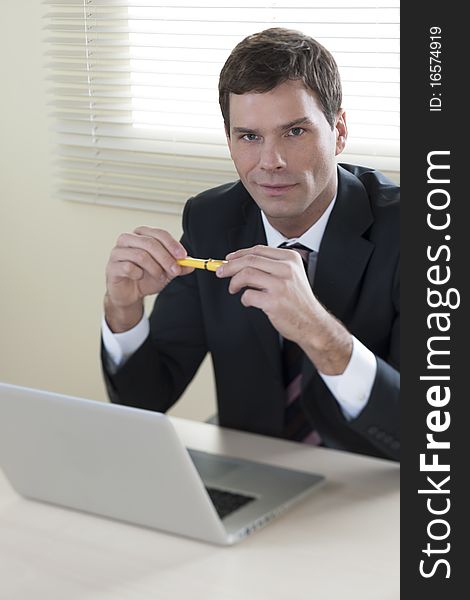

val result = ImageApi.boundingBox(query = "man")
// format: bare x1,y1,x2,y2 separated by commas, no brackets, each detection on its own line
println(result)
102,28,400,461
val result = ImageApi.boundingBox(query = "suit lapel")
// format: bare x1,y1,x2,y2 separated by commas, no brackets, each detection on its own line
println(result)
314,166,375,318
227,187,283,382
303,166,375,387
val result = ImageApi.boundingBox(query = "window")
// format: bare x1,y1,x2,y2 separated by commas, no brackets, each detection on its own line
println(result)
45,0,399,213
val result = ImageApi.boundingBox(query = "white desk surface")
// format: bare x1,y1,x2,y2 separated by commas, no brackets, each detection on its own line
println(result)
0,417,399,600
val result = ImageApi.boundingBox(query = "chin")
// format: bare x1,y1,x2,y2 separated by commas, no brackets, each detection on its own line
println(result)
260,196,305,214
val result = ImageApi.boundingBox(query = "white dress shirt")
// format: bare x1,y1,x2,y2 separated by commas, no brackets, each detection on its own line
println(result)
102,197,377,420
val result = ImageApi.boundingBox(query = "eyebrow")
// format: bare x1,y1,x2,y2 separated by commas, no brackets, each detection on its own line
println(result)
232,117,313,135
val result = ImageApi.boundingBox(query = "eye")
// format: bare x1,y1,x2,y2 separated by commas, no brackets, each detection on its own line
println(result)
242,133,259,142
287,127,305,137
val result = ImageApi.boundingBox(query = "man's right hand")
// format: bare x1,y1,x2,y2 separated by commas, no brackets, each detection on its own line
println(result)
104,226,194,333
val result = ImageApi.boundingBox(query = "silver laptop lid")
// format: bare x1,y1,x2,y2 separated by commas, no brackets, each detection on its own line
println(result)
0,383,325,545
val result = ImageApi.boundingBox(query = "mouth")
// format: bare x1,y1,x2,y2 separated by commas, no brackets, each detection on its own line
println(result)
257,183,298,196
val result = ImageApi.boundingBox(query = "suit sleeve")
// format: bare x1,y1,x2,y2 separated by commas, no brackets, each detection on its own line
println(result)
101,198,208,412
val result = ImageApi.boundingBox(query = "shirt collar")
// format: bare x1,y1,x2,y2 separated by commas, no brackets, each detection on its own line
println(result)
261,195,337,252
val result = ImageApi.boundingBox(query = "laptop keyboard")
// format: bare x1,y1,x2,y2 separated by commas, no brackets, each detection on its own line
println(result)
205,487,256,519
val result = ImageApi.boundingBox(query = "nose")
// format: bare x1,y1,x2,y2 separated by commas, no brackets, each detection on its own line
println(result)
259,140,286,171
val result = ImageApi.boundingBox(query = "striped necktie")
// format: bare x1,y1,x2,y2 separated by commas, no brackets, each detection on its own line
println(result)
279,243,322,445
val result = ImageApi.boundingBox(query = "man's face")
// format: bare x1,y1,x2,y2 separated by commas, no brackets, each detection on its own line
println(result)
226,80,347,238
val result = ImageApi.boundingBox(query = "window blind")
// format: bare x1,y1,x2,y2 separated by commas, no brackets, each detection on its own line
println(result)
45,0,399,214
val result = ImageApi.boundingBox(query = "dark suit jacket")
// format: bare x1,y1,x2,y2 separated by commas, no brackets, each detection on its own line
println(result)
102,164,400,461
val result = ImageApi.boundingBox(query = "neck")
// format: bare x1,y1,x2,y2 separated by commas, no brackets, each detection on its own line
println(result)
267,194,334,239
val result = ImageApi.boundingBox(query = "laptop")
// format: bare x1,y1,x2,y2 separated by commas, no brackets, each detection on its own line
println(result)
0,382,324,545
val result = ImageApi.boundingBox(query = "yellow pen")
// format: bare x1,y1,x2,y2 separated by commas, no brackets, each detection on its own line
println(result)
176,256,227,272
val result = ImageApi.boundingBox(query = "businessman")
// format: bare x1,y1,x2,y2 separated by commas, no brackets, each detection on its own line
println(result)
102,28,400,461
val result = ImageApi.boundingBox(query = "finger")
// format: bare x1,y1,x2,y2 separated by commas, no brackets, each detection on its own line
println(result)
133,226,187,259
110,246,165,282
240,288,270,311
179,266,196,277
226,244,298,261
107,258,144,282
218,253,291,279
116,232,183,278
228,267,278,295
110,247,195,282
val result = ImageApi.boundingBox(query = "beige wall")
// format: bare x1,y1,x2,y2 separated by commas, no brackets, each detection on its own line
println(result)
0,1,216,421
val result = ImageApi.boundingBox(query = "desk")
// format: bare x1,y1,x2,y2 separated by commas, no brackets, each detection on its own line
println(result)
0,417,399,599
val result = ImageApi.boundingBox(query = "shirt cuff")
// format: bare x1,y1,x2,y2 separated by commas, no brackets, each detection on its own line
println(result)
101,313,150,370
318,336,377,420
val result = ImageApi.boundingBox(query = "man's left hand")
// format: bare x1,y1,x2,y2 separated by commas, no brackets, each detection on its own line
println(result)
216,244,352,375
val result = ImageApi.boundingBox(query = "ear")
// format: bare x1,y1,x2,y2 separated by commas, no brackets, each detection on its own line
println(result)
334,110,348,156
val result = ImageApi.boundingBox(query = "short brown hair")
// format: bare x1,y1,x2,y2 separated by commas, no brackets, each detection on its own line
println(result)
219,28,342,132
